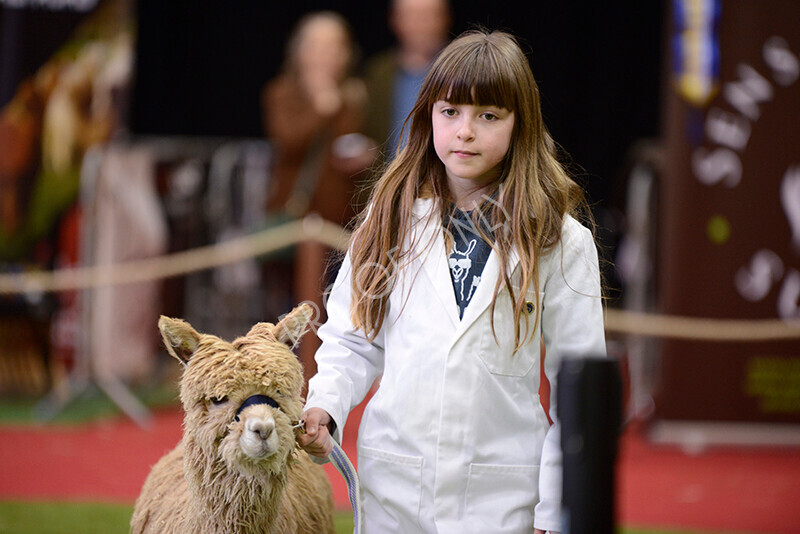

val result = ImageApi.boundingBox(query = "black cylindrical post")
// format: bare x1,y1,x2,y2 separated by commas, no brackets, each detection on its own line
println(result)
558,357,622,534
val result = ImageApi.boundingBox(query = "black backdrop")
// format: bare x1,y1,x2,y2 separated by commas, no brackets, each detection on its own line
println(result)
0,5,89,108
131,0,665,208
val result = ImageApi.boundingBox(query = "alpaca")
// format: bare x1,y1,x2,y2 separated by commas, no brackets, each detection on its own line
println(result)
131,304,334,534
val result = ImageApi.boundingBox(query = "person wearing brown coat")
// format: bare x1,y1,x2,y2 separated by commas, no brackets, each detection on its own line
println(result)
261,12,373,389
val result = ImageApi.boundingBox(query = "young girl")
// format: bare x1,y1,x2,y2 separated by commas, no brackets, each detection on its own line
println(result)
299,30,605,533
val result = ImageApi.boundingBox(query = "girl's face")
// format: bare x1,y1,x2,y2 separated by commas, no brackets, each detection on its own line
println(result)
432,100,515,198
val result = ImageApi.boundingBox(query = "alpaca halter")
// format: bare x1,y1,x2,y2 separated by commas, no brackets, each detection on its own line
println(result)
234,395,362,532
234,394,280,422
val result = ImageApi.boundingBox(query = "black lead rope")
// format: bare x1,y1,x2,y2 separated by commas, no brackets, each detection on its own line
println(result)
234,394,280,422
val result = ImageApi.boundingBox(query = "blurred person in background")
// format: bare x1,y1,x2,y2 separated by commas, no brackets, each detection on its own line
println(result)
362,0,451,160
261,11,373,388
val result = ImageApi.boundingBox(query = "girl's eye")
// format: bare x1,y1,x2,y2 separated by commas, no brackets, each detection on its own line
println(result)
210,396,228,405
442,108,457,117
481,113,498,121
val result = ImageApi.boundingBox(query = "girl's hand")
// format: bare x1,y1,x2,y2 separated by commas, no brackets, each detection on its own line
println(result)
297,407,334,458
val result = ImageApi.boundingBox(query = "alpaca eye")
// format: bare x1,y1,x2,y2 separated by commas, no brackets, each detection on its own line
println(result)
210,396,228,405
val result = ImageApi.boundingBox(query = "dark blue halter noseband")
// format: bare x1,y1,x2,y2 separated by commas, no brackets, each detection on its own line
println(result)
234,394,280,422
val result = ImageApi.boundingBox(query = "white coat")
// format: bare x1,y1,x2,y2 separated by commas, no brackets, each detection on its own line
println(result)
306,198,606,533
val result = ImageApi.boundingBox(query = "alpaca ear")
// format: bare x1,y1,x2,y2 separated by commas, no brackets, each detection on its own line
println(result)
158,316,201,365
273,303,314,348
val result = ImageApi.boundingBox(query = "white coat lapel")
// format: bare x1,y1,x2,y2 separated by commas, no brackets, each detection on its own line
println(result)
411,199,460,328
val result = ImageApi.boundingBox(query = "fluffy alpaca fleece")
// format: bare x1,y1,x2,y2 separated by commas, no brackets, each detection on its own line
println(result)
131,304,334,534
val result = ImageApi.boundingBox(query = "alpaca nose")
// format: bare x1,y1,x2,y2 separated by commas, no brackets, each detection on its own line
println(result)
246,417,275,440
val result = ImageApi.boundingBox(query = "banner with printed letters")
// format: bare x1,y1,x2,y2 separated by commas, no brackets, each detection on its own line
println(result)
657,0,800,424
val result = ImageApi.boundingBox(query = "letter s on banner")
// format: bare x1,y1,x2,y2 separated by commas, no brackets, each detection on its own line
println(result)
735,249,784,302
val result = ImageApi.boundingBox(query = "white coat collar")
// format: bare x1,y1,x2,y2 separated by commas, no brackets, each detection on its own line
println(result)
410,198,521,337
410,198,460,329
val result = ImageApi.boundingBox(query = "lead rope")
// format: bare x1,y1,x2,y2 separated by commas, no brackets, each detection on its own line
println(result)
330,440,362,534
294,422,362,534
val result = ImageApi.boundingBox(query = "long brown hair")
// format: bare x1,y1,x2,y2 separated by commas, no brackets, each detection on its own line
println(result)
349,29,589,349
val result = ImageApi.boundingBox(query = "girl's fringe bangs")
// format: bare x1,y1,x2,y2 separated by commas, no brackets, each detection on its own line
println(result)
429,46,517,111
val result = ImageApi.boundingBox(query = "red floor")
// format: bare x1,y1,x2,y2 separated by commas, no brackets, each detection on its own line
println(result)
1,403,799,533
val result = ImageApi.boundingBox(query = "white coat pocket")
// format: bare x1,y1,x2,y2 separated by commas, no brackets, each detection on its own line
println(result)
478,290,543,376
358,445,424,532
465,462,540,533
